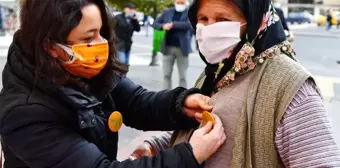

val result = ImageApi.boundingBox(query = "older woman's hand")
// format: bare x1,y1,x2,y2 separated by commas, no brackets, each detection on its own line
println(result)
129,142,154,160
183,93,213,121
190,114,226,164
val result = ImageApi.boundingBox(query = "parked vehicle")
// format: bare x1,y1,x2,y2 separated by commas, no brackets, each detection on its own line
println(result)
302,11,315,23
286,12,312,24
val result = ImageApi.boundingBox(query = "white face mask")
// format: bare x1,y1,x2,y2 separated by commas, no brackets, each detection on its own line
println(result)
196,22,246,64
175,4,186,12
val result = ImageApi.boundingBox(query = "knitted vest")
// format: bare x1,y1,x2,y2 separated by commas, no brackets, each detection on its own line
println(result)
170,55,312,168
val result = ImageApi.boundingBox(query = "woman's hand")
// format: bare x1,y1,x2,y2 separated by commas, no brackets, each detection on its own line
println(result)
189,114,226,164
129,142,155,160
183,93,213,121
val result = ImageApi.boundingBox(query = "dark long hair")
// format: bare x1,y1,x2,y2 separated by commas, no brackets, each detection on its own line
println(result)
19,0,127,95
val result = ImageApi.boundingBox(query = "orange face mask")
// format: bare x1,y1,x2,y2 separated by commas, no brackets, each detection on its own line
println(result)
56,39,109,79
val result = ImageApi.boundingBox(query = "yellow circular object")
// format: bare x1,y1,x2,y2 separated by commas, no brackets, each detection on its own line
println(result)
288,35,294,42
201,111,215,126
108,111,123,132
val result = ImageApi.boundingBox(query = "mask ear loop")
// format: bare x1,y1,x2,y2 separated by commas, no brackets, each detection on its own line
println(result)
215,22,249,79
56,43,77,64
100,37,107,43
214,22,247,79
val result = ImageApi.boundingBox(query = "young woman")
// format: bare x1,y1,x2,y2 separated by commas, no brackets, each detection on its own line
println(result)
0,0,226,168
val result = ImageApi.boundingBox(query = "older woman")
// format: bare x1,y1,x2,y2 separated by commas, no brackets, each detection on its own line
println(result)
131,0,340,167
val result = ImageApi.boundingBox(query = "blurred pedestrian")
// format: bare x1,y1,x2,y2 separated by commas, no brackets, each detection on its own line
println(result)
149,14,165,66
143,14,150,37
0,0,227,167
153,0,193,89
337,14,340,29
0,5,4,36
114,2,141,65
149,28,165,66
326,9,333,31
132,0,340,167
273,1,294,42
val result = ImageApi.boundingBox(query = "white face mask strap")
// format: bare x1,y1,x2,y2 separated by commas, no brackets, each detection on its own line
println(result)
241,23,247,27
56,43,76,64
101,38,107,42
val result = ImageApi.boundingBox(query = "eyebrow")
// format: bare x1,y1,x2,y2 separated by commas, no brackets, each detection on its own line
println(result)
197,12,228,17
86,28,97,33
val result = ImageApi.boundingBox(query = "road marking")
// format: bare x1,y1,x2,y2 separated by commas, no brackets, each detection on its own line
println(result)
289,24,316,30
129,53,156,66
293,32,340,38
132,43,153,50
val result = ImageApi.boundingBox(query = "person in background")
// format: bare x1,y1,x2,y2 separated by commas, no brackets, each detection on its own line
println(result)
273,0,294,42
153,0,192,89
149,14,164,66
143,14,150,37
337,14,340,29
114,3,140,65
131,0,340,167
0,5,4,36
326,9,333,31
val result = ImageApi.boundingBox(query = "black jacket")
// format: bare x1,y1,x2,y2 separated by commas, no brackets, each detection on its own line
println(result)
327,14,332,22
114,13,140,52
0,37,201,168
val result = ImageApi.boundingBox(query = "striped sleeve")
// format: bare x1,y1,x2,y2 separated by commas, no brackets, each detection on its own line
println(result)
145,131,172,154
275,80,340,168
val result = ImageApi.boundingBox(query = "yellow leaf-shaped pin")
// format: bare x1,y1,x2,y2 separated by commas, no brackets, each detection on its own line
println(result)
108,111,123,132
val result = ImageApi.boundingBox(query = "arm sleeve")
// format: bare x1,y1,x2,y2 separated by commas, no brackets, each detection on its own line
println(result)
145,132,173,153
172,21,192,30
111,77,199,131
1,104,200,168
275,81,340,168
131,18,141,32
153,11,166,30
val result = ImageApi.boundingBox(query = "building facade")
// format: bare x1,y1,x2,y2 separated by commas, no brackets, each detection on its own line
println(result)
278,0,340,17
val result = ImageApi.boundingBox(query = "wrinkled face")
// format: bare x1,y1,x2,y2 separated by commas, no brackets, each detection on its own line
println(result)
175,0,187,5
49,4,103,61
197,0,247,37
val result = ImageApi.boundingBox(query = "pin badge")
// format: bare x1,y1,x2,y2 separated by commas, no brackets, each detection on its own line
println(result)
108,111,123,132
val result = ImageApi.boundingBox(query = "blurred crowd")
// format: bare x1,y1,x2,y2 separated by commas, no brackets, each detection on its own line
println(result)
0,5,17,36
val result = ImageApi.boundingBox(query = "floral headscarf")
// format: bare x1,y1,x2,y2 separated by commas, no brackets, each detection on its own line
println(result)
188,0,292,95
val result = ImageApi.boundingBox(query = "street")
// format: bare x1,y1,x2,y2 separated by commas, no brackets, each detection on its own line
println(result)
0,24,340,160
